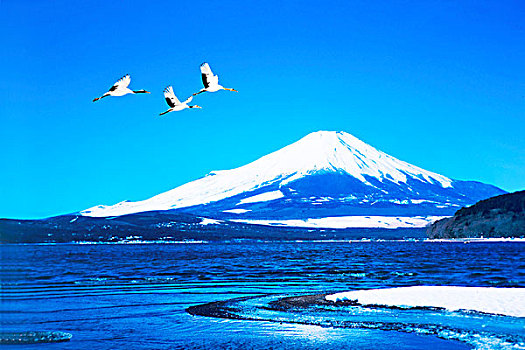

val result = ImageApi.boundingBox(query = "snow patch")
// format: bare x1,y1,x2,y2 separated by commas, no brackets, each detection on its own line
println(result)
222,208,252,214
326,286,525,318
238,190,285,205
199,218,222,225
390,199,410,205
231,215,446,229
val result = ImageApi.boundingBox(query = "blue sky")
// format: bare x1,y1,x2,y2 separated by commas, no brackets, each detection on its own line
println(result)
1,1,524,219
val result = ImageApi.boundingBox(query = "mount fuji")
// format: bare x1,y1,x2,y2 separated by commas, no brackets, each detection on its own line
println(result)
80,131,504,228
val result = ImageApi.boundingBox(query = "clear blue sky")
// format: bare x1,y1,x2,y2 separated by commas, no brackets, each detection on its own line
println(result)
1,1,524,219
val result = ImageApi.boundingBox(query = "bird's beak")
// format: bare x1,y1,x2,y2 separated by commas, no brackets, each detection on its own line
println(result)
194,105,202,109
145,91,151,94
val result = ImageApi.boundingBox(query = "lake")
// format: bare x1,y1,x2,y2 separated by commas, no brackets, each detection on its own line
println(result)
1,241,524,349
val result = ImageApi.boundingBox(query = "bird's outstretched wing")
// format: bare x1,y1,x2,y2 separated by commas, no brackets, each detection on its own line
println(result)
200,62,219,88
183,95,193,104
109,74,131,91
164,86,181,107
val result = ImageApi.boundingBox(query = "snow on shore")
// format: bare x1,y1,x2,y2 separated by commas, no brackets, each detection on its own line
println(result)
326,286,525,317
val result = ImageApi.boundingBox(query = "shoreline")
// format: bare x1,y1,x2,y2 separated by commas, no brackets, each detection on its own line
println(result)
424,237,525,243
2,237,524,245
187,289,525,320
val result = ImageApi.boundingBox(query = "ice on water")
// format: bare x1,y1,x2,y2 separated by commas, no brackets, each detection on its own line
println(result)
327,286,525,317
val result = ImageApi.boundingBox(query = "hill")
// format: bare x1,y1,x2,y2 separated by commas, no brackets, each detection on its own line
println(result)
426,191,525,238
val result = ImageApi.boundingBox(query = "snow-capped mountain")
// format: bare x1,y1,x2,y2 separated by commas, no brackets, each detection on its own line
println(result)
81,131,505,225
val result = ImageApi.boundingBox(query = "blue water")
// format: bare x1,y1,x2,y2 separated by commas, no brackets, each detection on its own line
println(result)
1,241,524,349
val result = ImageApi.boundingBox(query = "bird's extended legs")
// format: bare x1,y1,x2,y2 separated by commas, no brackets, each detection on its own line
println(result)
92,94,108,102
192,90,206,96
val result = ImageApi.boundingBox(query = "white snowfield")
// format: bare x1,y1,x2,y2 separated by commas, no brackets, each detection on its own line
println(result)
199,218,222,225
81,131,453,218
238,190,284,205
326,286,525,317
222,209,252,214
232,215,446,229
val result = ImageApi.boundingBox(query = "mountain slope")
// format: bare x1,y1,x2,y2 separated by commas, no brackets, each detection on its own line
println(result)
81,131,505,221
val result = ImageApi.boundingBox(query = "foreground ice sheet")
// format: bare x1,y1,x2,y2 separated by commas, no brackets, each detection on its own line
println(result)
232,215,446,229
326,286,525,317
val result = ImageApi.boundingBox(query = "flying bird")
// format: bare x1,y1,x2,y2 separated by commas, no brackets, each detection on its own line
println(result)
93,75,150,102
193,62,237,96
159,86,202,115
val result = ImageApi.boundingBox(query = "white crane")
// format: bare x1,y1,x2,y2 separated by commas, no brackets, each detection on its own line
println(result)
93,75,150,102
193,62,237,96
159,86,202,115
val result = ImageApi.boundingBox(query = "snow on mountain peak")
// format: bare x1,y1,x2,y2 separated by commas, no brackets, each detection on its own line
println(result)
252,130,452,188
81,130,452,217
